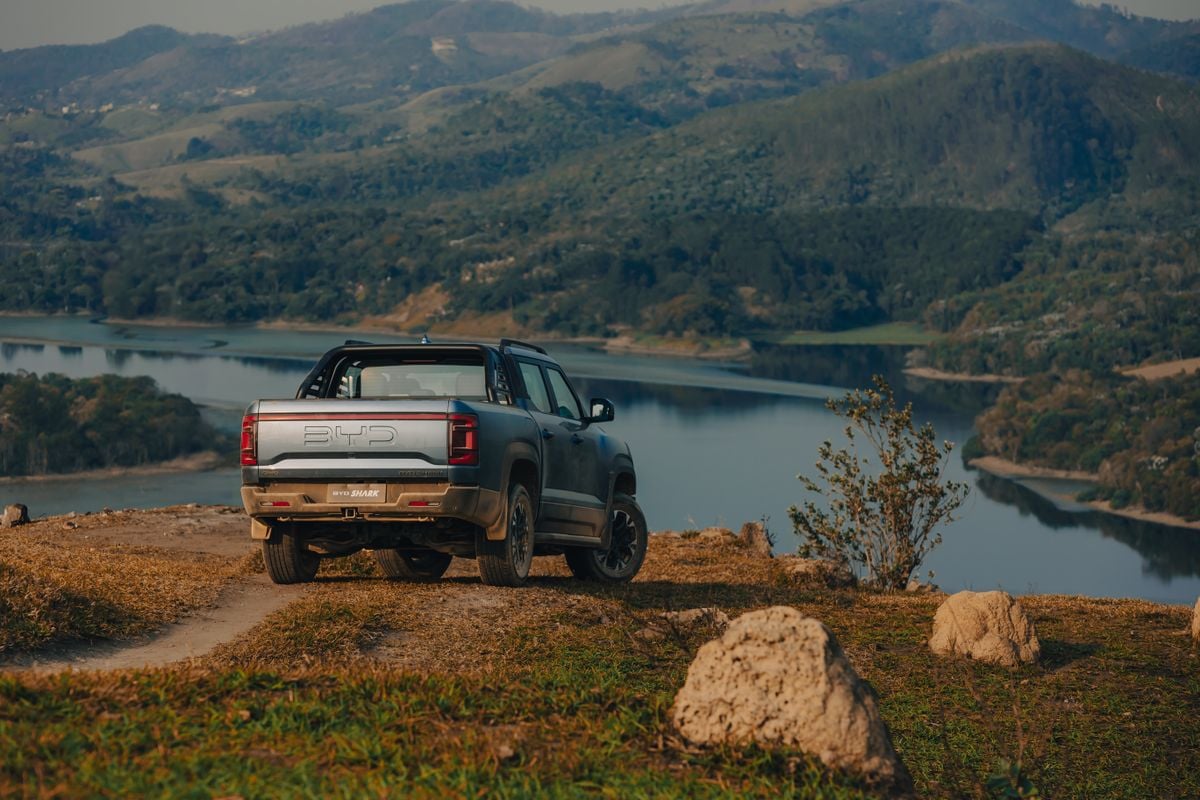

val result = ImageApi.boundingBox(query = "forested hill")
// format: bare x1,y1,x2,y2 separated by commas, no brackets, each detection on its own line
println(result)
1,0,1198,359
0,373,230,477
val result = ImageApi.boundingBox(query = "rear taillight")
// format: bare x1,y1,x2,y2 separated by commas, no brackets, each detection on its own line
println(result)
240,414,258,466
448,413,479,466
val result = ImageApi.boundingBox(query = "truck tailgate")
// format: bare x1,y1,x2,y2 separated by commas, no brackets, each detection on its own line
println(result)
249,399,456,480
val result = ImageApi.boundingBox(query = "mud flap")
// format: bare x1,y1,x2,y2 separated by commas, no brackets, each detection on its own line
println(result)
250,518,272,540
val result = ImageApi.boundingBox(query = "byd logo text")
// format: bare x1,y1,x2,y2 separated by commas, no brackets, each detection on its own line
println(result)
303,425,397,447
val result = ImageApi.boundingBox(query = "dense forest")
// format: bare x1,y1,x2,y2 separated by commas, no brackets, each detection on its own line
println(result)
0,373,229,477
974,371,1200,519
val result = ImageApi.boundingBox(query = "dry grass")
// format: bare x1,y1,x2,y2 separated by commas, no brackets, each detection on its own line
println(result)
0,516,255,654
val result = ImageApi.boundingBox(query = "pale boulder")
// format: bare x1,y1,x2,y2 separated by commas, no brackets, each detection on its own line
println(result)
2,504,29,528
929,590,1040,668
672,606,911,791
737,521,774,558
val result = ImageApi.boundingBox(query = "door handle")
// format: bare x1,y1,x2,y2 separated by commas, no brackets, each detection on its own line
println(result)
541,428,555,440
570,434,584,444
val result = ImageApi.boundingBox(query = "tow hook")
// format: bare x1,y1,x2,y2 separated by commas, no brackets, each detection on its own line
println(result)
342,507,358,520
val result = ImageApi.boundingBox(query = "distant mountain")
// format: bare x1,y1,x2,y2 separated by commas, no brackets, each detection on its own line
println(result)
0,26,207,108
492,44,1200,222
0,0,677,111
1121,32,1200,79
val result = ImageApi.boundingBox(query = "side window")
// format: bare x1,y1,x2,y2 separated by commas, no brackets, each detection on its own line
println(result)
546,369,583,421
518,361,552,414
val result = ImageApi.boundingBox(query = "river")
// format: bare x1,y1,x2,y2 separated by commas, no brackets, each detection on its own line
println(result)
2,315,1197,604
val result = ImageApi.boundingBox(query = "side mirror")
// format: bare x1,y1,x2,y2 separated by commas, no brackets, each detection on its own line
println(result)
586,397,615,424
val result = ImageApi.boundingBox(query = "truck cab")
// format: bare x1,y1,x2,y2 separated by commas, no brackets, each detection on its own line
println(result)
240,339,646,587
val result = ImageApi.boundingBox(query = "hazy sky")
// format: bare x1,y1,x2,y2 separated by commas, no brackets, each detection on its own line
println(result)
0,0,1196,51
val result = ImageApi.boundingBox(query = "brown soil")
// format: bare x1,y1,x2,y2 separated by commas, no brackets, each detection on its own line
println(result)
1119,357,1200,381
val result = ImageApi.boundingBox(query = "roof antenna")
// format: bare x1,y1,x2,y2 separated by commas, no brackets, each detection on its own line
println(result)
420,333,431,344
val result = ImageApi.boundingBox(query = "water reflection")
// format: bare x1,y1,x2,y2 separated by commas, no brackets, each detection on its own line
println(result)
973,472,1200,580
749,344,1002,414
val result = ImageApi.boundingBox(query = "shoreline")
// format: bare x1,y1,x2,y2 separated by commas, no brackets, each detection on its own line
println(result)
2,312,753,363
904,366,1024,384
0,451,226,486
968,455,1200,531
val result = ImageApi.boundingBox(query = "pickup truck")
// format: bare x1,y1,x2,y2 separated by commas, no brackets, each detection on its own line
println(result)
239,338,646,587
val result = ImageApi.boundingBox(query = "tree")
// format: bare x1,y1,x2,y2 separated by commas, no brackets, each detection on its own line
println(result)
789,375,968,589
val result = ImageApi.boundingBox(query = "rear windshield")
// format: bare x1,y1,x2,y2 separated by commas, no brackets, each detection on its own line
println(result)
331,355,487,399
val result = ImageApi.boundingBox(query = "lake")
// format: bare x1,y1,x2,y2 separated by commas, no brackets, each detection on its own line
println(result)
2,315,1198,604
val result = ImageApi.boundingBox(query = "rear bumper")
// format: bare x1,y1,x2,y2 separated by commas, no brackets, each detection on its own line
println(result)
241,482,504,540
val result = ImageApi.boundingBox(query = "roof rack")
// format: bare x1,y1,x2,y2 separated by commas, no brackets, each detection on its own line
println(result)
499,338,547,355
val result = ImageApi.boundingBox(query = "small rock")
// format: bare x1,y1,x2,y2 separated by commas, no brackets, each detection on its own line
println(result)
495,743,516,761
2,503,29,528
738,521,773,558
662,607,730,630
672,606,911,792
905,578,939,593
1192,597,1199,642
777,555,857,588
697,527,735,541
929,590,1041,668
634,626,666,642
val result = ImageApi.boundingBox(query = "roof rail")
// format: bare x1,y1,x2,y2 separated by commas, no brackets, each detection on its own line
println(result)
499,338,547,355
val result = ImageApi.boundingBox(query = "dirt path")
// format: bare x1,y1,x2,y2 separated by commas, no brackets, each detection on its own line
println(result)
6,575,308,672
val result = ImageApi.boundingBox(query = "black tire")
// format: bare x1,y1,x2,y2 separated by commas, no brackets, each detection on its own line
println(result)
262,524,320,585
477,482,535,587
375,549,452,580
565,494,648,583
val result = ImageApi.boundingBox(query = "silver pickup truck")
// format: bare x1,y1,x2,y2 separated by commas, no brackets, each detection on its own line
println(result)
240,339,646,587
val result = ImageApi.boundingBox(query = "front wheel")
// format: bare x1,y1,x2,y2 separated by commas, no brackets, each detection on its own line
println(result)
476,482,535,587
262,524,320,585
375,549,452,580
565,494,647,583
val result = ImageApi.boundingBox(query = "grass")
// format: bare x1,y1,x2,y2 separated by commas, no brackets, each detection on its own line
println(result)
0,526,255,654
2,534,1198,798
773,323,944,347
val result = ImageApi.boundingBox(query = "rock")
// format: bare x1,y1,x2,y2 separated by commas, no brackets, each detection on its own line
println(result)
905,578,939,594
738,521,773,558
636,607,730,642
672,606,911,792
1193,597,1199,642
777,555,857,588
1,503,29,528
662,607,730,630
928,590,1041,668
697,527,735,541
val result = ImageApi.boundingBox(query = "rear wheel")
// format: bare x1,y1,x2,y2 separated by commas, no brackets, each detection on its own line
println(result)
477,482,535,587
565,494,647,583
375,549,452,580
262,524,320,584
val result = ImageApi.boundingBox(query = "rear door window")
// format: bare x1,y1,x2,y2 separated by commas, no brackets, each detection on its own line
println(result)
517,361,553,414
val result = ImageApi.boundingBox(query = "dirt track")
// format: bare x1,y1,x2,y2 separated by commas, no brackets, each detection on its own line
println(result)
7,574,308,671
